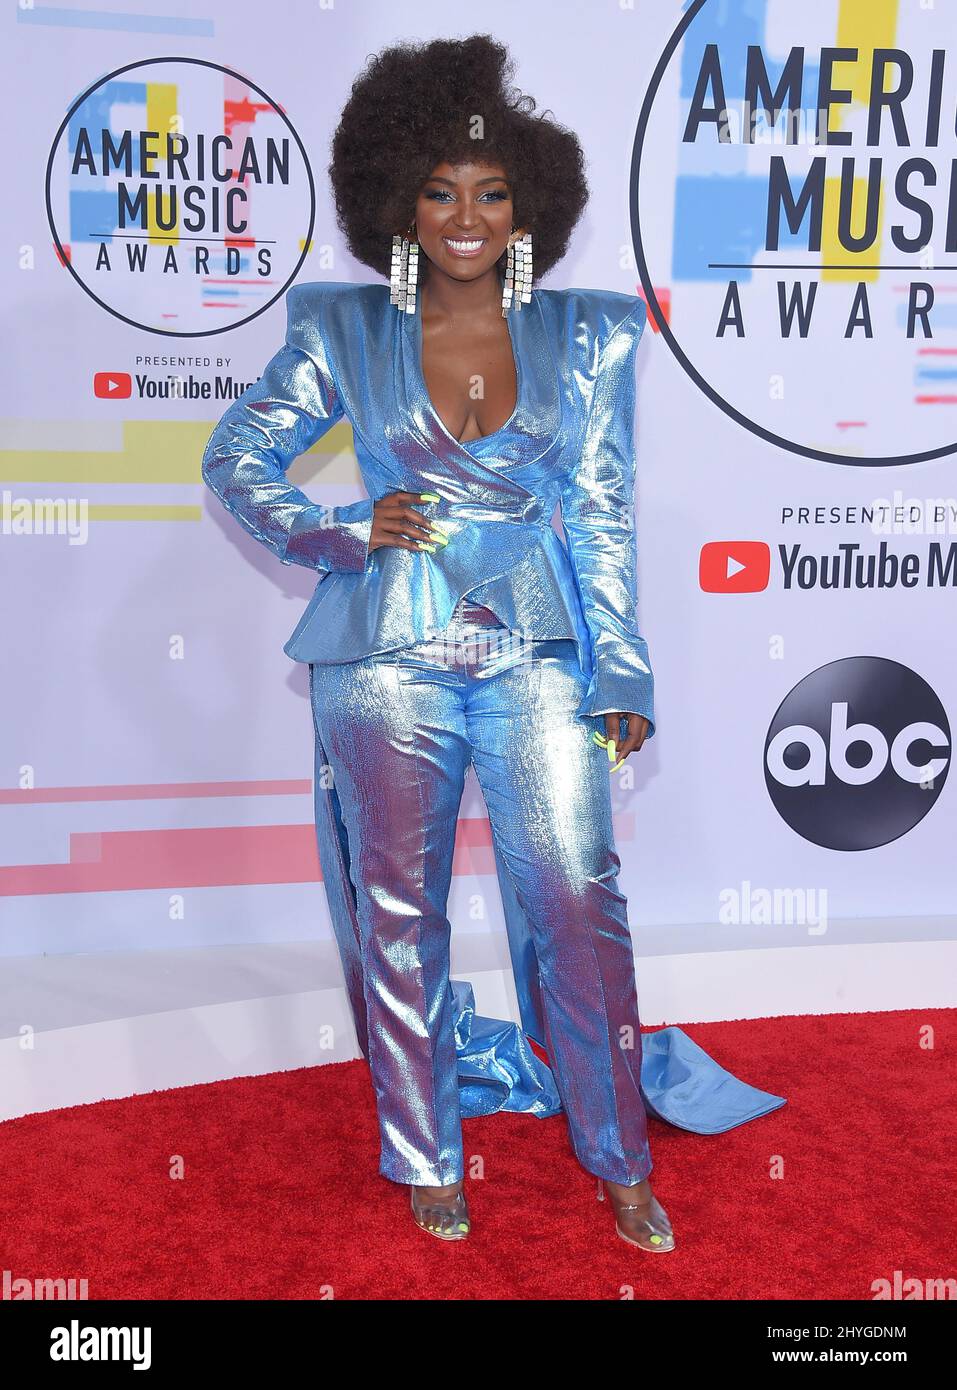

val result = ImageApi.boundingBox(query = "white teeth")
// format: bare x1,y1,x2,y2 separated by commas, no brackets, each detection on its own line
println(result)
445,238,484,251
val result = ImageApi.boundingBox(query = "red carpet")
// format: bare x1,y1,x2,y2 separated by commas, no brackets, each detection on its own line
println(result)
1,1009,952,1300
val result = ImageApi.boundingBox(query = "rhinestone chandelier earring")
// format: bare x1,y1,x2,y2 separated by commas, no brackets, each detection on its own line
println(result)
502,229,532,315
389,221,419,313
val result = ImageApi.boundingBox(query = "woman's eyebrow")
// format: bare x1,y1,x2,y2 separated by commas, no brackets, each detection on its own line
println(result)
424,175,510,187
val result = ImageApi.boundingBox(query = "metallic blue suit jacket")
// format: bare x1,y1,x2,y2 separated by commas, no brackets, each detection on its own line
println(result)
201,279,656,734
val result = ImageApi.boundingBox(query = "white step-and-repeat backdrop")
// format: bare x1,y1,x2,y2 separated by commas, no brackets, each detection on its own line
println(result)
3,0,954,1117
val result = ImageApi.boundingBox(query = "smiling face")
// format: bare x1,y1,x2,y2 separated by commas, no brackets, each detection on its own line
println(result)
412,160,522,285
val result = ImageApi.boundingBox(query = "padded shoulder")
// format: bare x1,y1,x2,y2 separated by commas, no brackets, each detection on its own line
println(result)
283,279,388,366
568,286,645,338
536,285,647,366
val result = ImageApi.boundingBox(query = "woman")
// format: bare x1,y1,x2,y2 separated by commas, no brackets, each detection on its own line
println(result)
202,35,784,1252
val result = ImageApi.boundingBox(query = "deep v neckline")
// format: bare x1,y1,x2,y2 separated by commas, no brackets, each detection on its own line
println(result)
411,292,524,448
394,283,562,480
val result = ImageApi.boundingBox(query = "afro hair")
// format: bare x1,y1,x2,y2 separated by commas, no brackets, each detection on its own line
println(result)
328,33,589,282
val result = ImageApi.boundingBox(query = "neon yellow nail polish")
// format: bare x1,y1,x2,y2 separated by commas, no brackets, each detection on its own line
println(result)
592,731,607,746
418,542,436,552
420,492,441,501
611,759,624,773
430,531,450,545
606,739,617,764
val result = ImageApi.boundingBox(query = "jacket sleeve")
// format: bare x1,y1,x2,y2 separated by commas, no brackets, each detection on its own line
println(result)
200,288,374,573
559,295,655,735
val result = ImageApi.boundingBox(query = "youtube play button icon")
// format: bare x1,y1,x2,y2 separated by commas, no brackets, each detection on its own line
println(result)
699,540,771,593
94,371,132,399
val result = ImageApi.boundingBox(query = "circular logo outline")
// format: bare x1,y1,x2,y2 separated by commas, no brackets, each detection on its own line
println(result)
630,0,957,467
45,55,316,338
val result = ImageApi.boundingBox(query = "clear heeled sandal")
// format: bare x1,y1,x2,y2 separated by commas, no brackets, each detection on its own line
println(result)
597,1176,676,1253
410,1183,471,1241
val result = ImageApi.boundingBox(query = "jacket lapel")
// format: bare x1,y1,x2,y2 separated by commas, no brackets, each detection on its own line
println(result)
394,285,563,503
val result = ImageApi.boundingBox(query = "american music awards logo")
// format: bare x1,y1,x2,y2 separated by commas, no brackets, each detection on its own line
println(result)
45,56,315,337
631,0,957,466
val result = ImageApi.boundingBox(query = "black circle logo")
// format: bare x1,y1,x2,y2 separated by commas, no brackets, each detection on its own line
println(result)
764,657,950,849
46,56,315,336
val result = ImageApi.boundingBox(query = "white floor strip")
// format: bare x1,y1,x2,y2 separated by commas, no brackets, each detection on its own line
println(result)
1,939,953,1124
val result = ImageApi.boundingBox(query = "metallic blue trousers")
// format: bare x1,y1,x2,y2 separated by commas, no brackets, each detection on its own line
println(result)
309,596,653,1188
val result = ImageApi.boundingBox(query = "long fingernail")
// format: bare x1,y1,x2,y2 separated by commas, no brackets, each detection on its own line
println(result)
606,740,617,764
611,759,625,773
592,731,608,747
420,492,441,502
418,542,436,552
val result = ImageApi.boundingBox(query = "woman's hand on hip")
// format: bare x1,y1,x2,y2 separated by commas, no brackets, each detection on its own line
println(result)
602,713,649,772
369,491,448,554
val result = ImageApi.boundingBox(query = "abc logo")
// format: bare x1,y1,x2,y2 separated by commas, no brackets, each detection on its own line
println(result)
765,657,950,850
